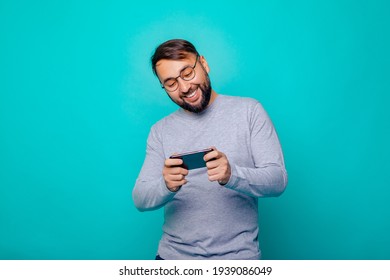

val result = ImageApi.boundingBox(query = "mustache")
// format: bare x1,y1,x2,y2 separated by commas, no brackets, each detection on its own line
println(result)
181,86,199,96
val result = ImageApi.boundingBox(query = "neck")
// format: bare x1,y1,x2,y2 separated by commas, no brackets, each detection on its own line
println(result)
208,90,218,105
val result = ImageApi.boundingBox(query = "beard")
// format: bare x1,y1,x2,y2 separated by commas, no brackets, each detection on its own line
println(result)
168,74,212,114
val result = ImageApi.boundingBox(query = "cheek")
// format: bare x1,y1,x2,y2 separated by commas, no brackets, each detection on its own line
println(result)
167,92,182,102
192,73,207,86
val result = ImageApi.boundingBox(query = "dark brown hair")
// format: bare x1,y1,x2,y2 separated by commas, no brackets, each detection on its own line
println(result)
151,39,199,76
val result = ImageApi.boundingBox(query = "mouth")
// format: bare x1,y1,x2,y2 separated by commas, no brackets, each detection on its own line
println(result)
182,87,200,103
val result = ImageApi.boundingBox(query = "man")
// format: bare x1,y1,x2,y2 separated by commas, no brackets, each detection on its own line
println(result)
133,39,287,260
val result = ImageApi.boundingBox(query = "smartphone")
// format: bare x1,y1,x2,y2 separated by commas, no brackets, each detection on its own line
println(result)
169,148,214,170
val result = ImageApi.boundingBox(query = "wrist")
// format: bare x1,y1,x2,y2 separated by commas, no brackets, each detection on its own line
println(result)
166,184,181,192
218,166,232,185
218,174,231,185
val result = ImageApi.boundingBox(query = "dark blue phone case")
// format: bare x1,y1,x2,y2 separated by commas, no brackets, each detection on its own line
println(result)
170,148,213,170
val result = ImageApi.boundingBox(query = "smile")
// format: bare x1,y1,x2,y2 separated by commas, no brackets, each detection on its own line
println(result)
186,89,197,98
182,87,200,103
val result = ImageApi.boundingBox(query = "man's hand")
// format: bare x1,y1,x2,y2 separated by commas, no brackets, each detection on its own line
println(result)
204,147,231,185
163,158,189,192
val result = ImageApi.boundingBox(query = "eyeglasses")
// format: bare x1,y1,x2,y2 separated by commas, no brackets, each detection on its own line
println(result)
161,55,199,92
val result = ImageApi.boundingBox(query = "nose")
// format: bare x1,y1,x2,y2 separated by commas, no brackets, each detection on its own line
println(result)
177,77,191,93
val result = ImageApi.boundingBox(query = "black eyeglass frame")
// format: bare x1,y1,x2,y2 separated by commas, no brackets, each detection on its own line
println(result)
160,54,199,92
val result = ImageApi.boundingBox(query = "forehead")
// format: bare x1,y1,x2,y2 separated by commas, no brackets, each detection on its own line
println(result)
155,54,197,80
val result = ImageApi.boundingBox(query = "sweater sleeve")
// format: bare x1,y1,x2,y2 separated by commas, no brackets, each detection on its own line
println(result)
224,102,288,197
132,125,176,211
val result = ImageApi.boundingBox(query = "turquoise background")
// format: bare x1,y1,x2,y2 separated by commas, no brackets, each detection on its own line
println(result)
1,0,389,260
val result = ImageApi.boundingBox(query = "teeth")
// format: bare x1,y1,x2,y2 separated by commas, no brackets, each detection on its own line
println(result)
186,89,197,98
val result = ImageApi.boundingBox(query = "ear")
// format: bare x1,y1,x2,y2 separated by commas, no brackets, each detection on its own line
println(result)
199,55,210,73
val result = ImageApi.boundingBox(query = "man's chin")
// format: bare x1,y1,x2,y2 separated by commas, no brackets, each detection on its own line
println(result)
180,102,205,113
176,78,212,113
183,89,211,113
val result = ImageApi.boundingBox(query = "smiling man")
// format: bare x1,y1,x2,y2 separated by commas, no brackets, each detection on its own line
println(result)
133,39,288,260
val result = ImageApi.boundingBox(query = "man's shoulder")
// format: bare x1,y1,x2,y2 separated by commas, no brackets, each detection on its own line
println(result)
219,94,261,110
150,110,180,132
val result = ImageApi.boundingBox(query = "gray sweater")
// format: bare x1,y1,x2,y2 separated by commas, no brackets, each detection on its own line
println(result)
133,94,287,259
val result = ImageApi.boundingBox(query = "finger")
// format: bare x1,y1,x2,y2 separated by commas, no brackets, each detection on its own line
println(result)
207,168,219,177
168,173,186,181
166,166,182,175
171,180,187,190
203,146,216,161
172,178,188,186
163,167,183,178
174,167,190,176
207,173,220,182
181,168,189,176
206,159,219,169
165,158,183,167
204,150,219,162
